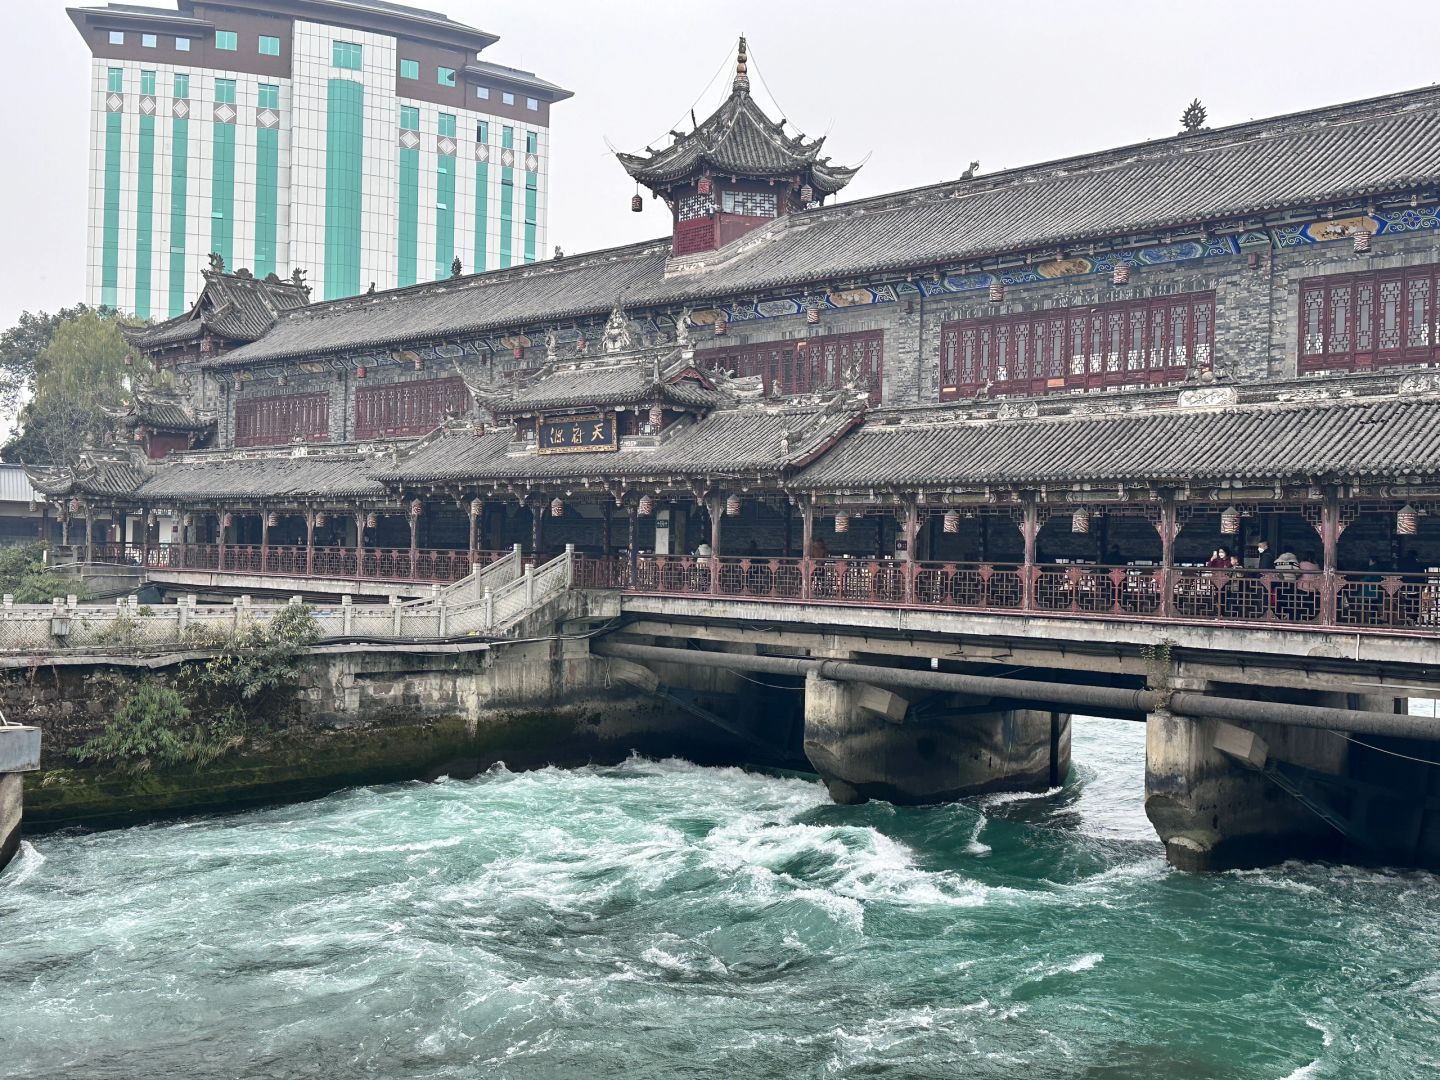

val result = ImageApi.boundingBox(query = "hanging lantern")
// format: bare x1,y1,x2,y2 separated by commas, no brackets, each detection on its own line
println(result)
69,497,83,514
806,300,821,325
314,512,327,527
182,513,193,527
277,373,288,386
409,498,424,519
1113,263,1131,286
1219,505,1241,535
355,365,367,379
1353,230,1372,255
834,511,850,534
413,356,425,371
1071,508,1090,534
630,193,643,213
366,512,378,529
697,176,712,196
1397,503,1420,536
800,183,814,203
148,511,159,527
222,512,234,529
648,404,663,428
469,498,483,519
133,428,145,442
713,316,727,337
943,509,961,534
988,280,1005,303
725,494,741,517
638,494,654,517
266,511,278,528
513,344,524,359
550,497,564,518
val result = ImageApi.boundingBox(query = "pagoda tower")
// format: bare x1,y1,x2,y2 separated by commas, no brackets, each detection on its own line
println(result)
617,37,859,257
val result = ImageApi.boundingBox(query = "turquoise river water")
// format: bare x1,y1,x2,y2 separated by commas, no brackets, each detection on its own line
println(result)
3,718,1439,1079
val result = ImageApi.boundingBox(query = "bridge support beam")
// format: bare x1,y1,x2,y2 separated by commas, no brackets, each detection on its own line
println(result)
803,671,1069,805
1144,684,1355,872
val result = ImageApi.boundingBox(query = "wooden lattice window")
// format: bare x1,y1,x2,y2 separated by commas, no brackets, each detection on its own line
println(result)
939,291,1214,400
1299,264,1439,373
353,376,469,439
234,393,329,447
703,329,884,404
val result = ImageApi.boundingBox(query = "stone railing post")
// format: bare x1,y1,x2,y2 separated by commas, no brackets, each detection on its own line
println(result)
437,599,448,638
341,594,354,636
483,588,494,631
177,595,190,636
390,595,403,636
565,543,576,586
524,566,536,607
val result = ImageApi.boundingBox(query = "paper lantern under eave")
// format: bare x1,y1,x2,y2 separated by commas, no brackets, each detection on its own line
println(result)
1220,506,1241,535
943,509,960,534
1071,508,1090,534
834,511,850,534
1398,504,1419,536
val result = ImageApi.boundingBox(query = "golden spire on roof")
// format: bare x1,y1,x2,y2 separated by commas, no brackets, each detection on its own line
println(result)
733,34,749,94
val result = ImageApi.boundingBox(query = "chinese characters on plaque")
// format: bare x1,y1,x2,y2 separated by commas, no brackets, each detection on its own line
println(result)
536,413,618,454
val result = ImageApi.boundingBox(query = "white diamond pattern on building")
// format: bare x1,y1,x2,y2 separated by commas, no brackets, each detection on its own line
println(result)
500,147,515,168
438,136,457,157
173,98,189,118
525,153,539,172
213,102,237,124
140,96,156,116
256,108,279,128
399,129,420,150
105,93,123,113
474,143,490,163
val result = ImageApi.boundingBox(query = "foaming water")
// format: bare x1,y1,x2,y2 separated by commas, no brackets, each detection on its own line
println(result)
4,719,1440,1079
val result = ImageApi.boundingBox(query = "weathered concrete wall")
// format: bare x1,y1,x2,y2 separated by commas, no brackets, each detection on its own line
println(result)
0,726,42,874
801,672,1070,805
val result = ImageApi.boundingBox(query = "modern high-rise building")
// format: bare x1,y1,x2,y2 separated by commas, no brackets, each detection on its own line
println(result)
68,0,570,315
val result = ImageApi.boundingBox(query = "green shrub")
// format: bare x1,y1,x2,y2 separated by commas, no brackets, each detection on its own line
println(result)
0,542,84,603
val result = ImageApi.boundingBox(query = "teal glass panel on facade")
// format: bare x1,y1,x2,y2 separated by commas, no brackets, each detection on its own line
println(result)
332,41,362,69
169,75,189,316
499,126,513,269
435,156,455,280
437,66,455,87
324,78,364,299
135,77,156,318
255,84,279,278
211,79,236,272
524,129,537,264
259,35,280,56
474,120,489,272
398,107,419,286
399,59,418,80
101,72,123,309
215,30,236,50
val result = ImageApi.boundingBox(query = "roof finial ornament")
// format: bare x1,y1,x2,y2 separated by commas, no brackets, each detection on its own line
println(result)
602,304,634,354
207,251,225,273
960,161,979,180
733,34,749,94
1180,98,1208,133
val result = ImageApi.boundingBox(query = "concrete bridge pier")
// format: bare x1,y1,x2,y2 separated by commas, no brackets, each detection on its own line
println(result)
802,671,1070,805
1,725,42,874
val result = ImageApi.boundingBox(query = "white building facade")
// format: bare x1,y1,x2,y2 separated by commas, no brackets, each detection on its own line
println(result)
71,0,569,315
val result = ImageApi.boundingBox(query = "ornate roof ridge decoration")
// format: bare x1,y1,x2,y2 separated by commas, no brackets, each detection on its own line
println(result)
616,35,859,198
127,265,310,351
23,446,153,499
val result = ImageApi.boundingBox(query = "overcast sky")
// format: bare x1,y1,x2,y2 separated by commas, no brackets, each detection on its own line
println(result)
1,0,1437,331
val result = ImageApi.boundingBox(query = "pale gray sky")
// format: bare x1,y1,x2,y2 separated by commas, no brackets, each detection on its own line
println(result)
1,0,1436,330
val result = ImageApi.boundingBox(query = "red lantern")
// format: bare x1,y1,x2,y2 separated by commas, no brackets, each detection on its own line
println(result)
1398,504,1419,536
1354,230,1372,254
409,498,423,518
631,193,643,213
697,176,712,196
638,495,653,517
355,365,367,379
513,344,524,359
834,511,850,534
943,510,960,534
806,301,821,325
278,373,288,386
550,497,564,518
988,281,1005,303
713,317,727,337
366,512,378,529
648,404,663,428
800,183,813,203
725,494,741,517
266,512,278,528
413,356,425,371
1113,264,1131,286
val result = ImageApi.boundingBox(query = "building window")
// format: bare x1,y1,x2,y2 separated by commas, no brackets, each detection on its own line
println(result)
332,41,362,69
525,131,537,154
258,83,279,110
438,113,456,138
677,193,713,222
258,35,280,56
399,105,419,131
141,33,157,48
215,30,237,51
526,97,538,110
354,377,469,439
174,73,189,96
938,291,1214,400
399,58,418,79
437,66,456,87
140,70,156,95
214,78,235,105
475,86,490,100
234,394,330,447
501,91,515,105
107,67,123,93
1300,265,1440,373
705,330,884,404
108,30,124,45
721,191,777,217
175,37,191,52
476,120,488,141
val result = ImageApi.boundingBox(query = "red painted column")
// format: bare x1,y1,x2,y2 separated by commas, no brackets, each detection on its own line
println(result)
1021,502,1039,612
217,511,227,572
354,511,367,580
1321,494,1340,626
801,500,815,601
408,499,422,579
709,495,723,595
305,511,316,577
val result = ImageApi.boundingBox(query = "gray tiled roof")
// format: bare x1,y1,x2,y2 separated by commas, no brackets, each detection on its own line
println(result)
128,270,310,350
135,453,387,501
791,396,1440,489
485,357,725,415
379,404,860,484
25,459,150,499
617,86,856,195
214,84,1440,371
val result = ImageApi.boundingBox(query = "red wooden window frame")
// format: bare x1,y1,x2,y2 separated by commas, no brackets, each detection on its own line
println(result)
353,376,469,439
705,329,884,404
1299,264,1439,374
938,291,1214,400
234,392,329,447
